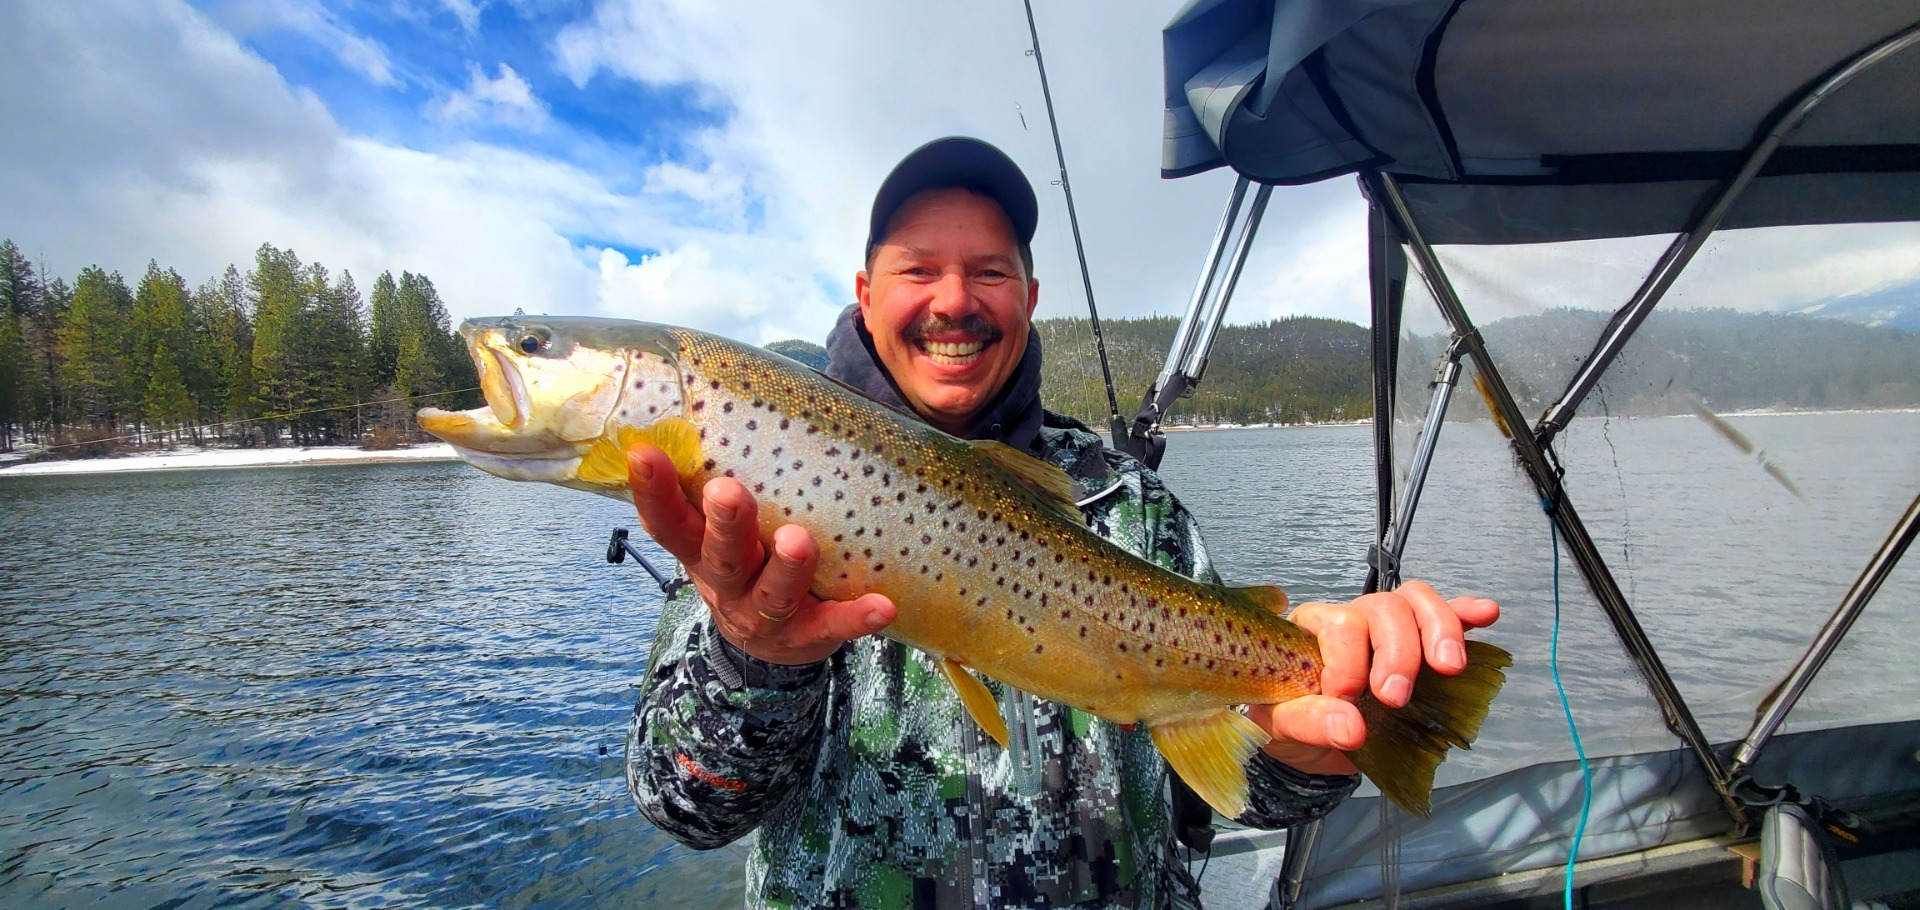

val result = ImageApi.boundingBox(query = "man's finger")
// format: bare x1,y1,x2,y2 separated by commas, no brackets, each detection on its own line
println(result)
1254,697,1363,775
1449,594,1501,633
751,525,819,622
697,477,765,597
1398,580,1467,675
799,592,898,643
1312,605,1372,701
1359,593,1422,708
627,445,704,563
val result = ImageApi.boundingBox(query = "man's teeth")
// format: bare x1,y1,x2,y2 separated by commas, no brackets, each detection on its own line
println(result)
922,339,986,364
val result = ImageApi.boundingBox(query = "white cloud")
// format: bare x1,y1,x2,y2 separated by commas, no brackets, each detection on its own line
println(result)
439,0,482,34
210,0,399,87
432,62,550,131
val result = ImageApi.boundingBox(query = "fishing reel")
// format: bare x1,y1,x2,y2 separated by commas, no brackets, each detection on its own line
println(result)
606,527,688,599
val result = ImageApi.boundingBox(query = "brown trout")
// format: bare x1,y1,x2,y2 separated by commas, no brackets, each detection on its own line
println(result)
418,315,1509,817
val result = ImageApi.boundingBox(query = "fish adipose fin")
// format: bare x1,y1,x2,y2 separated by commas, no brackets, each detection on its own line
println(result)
1349,638,1513,817
578,417,703,490
969,440,1085,525
1148,709,1273,819
940,658,1010,748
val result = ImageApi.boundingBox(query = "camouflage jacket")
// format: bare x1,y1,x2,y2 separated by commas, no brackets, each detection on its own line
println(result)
626,413,1357,909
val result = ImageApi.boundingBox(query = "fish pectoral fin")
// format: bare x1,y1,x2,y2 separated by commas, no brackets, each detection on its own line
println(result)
575,417,704,490
969,440,1085,525
940,658,1010,748
1227,584,1290,617
1147,709,1273,819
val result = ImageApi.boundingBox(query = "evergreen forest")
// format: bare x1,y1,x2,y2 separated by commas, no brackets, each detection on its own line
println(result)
0,238,478,456
6,231,1916,462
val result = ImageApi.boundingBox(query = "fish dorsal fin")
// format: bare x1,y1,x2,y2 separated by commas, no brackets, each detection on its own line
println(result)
1227,584,1291,617
577,417,703,490
969,440,1085,526
940,658,1010,748
1148,709,1273,818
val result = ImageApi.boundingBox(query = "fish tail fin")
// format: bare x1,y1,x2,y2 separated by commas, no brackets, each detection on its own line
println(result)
1148,709,1273,819
1349,639,1512,817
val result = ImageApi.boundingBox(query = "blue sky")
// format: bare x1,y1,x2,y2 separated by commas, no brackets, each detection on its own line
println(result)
5,0,1917,347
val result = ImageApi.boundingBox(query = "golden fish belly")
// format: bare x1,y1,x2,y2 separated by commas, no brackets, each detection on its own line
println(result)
660,338,1323,726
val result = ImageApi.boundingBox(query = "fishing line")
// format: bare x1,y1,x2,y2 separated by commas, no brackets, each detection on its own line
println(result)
36,387,479,451
1545,496,1594,910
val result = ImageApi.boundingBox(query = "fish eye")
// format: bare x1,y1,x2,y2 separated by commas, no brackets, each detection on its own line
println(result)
518,334,545,354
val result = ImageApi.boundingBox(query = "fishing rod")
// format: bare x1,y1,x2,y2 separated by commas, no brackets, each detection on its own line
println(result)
34,387,479,451
1020,0,1126,450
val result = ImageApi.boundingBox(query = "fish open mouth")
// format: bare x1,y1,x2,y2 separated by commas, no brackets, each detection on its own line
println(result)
416,331,529,447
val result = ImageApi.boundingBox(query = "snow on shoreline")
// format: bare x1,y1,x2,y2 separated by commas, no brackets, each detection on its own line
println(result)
0,443,462,478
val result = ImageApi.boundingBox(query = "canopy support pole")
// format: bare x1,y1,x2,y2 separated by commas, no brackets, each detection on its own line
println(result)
1534,19,1920,446
1731,486,1920,776
1125,177,1270,468
1367,170,1745,827
1371,341,1466,590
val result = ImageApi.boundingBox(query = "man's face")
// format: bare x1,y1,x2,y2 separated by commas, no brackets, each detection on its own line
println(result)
856,187,1039,436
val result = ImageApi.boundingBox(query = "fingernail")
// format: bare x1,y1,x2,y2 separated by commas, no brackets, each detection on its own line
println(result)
708,500,735,522
1382,674,1412,707
1327,713,1355,747
864,611,889,631
1438,639,1465,671
631,455,653,482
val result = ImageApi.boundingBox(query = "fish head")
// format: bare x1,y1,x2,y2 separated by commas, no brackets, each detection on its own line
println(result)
417,315,684,486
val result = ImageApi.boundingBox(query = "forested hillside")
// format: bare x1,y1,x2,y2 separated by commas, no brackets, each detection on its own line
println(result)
0,238,476,455
1034,315,1373,427
1448,308,1920,417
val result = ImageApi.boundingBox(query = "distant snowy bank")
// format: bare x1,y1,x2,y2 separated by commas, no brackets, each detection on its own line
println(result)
0,443,460,478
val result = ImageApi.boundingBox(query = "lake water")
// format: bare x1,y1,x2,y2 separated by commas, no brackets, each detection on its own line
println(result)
4,411,1917,907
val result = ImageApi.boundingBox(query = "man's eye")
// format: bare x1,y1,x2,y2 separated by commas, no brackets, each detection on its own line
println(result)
975,270,1010,282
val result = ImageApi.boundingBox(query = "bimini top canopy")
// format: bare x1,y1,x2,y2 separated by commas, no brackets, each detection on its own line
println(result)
1162,0,1920,243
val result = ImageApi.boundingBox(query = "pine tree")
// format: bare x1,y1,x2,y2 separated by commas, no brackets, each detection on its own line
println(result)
56,266,133,431
0,310,23,450
131,262,201,444
368,270,399,388
249,244,309,445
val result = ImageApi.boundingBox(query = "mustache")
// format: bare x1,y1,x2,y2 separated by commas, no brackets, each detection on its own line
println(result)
904,314,1003,344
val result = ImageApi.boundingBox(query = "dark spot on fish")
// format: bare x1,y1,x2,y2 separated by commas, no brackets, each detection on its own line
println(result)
967,556,977,567
873,443,885,454
746,419,757,430
742,445,752,457
693,400,705,412
874,564,885,572
896,492,906,502
703,459,716,471
863,465,875,477
1034,644,1044,654
722,402,733,413
779,418,790,430
719,436,730,447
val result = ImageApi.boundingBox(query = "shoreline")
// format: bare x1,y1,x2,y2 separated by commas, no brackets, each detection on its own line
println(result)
0,443,461,478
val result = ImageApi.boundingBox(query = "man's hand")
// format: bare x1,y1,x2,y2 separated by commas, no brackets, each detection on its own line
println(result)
627,444,897,666
1249,581,1500,776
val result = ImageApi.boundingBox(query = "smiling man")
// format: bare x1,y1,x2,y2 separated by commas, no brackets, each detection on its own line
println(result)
623,137,1498,909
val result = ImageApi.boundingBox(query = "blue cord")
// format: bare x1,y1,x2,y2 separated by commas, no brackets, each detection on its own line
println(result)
1546,501,1594,910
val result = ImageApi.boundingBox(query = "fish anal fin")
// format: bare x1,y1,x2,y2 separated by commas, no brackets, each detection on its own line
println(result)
1148,709,1272,819
1229,584,1290,617
969,439,1084,525
940,658,1010,748
1350,639,1513,817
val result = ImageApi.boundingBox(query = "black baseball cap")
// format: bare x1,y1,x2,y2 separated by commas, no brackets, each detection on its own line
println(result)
866,137,1039,256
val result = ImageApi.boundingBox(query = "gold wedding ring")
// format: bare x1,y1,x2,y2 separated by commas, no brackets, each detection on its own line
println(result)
757,610,788,622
